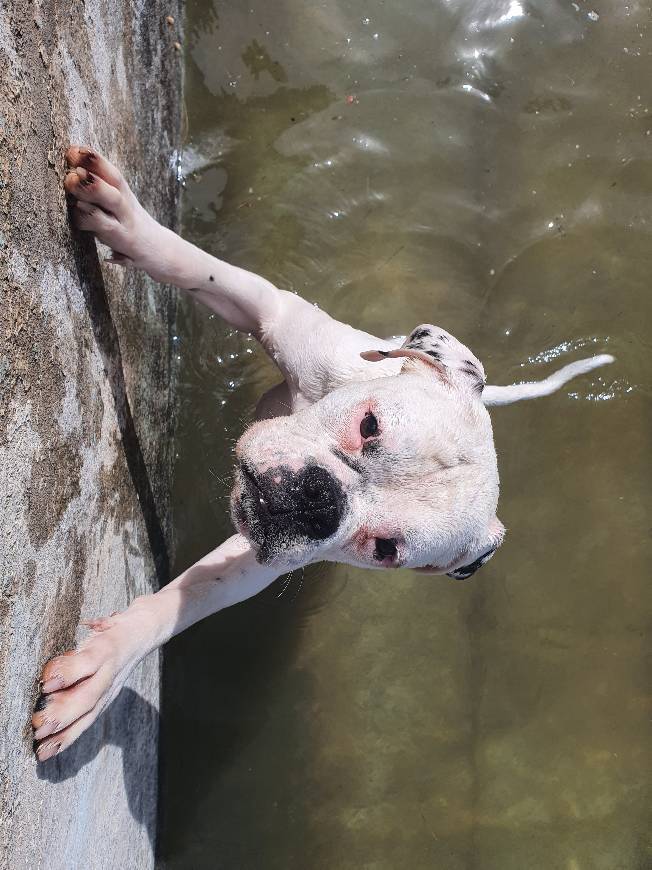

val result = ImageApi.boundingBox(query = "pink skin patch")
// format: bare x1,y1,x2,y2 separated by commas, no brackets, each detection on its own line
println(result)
336,399,380,452
347,526,403,568
335,401,404,567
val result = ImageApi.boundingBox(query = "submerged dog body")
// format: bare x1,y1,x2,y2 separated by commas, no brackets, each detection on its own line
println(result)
31,147,613,760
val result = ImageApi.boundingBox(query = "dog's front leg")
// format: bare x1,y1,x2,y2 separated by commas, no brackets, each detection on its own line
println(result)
64,145,296,336
64,145,393,396
32,535,289,760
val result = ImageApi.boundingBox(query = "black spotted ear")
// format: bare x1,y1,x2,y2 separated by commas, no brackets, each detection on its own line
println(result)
361,324,486,396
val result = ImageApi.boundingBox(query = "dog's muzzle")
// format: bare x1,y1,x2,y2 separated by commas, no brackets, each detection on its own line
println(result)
236,462,346,558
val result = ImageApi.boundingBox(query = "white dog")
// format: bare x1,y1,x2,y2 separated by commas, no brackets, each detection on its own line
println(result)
32,147,613,760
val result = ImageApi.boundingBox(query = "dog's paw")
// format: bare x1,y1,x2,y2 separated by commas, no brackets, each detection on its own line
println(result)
64,145,170,280
32,611,137,761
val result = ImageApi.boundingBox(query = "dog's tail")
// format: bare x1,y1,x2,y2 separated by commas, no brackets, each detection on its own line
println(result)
482,354,615,406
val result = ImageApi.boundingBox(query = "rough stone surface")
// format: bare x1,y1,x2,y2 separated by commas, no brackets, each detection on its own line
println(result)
0,2,182,867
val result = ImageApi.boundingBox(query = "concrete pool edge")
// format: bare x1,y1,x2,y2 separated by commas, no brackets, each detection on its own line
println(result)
0,2,183,866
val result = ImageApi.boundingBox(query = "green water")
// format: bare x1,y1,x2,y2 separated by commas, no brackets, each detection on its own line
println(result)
158,1,651,867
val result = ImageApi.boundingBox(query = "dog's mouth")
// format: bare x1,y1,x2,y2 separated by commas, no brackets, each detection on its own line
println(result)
231,464,306,563
235,463,295,523
236,463,264,519
231,465,258,539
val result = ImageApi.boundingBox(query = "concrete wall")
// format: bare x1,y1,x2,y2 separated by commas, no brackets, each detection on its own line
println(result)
0,1,182,867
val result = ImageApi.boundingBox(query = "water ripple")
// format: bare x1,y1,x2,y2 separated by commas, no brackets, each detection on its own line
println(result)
524,337,612,366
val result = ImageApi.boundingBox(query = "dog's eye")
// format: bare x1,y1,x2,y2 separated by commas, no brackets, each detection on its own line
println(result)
360,412,379,439
374,537,397,561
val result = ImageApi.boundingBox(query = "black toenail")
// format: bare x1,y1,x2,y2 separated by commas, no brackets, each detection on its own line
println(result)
34,694,49,711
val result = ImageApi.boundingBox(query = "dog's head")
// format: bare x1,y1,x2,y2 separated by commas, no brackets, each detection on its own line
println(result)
231,325,504,577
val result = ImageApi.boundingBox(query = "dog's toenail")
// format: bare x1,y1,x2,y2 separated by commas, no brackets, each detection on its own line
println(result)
37,740,62,758
34,694,49,712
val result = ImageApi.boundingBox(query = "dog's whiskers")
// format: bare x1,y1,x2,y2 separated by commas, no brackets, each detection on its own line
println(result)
276,571,294,598
275,568,306,603
289,568,305,604
206,466,230,486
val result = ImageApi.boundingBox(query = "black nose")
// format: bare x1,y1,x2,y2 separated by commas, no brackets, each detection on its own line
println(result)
294,465,346,539
241,463,345,542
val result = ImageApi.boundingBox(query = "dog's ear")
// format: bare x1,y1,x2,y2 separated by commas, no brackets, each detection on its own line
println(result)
361,324,486,396
414,516,506,577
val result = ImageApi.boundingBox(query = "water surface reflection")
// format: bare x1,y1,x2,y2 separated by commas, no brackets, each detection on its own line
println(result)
159,1,651,867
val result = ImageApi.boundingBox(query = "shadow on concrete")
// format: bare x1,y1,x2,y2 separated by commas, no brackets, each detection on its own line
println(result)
36,687,159,849
70,230,170,587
